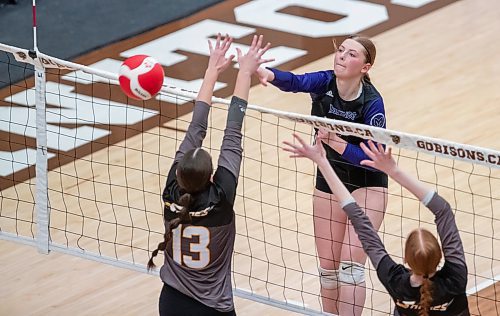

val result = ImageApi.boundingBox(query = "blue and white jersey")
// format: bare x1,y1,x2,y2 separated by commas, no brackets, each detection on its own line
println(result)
268,68,388,192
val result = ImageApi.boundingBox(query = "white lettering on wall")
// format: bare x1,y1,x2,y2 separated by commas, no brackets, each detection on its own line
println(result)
234,0,388,38
0,149,55,176
391,0,436,8
120,19,306,69
0,82,158,176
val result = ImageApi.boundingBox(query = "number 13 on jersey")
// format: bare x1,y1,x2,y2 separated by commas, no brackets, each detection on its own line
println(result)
172,224,211,269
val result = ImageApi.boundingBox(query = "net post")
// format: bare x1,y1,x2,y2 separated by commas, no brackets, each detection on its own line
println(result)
33,52,49,254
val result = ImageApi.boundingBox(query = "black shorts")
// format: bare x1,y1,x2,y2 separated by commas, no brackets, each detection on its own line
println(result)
159,283,236,316
315,158,388,193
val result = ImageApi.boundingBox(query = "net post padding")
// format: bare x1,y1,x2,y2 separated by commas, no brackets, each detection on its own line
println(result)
34,58,49,254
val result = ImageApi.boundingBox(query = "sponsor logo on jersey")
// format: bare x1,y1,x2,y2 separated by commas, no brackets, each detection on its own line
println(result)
328,104,357,120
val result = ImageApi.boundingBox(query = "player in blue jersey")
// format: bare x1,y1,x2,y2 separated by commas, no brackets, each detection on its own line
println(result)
256,35,388,315
147,34,272,316
283,135,470,316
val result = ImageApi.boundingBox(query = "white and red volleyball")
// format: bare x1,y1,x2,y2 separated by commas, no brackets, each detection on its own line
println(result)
118,55,164,100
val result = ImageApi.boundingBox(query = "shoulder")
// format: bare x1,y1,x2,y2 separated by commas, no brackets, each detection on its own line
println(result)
361,81,385,125
213,166,238,201
214,166,238,187
163,164,179,201
377,256,409,288
326,70,336,85
362,80,383,103
436,261,468,292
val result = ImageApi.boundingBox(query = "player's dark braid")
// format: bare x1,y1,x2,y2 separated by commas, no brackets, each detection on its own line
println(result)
419,277,433,316
147,148,212,270
147,193,193,270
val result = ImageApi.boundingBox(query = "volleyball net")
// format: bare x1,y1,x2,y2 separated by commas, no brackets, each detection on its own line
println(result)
1,43,499,315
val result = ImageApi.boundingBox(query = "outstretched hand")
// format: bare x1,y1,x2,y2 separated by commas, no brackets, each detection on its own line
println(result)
207,33,235,75
282,133,326,164
255,67,273,86
360,140,397,175
236,35,274,75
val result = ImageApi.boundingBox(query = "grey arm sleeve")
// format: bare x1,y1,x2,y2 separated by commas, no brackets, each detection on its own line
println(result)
174,100,210,163
343,202,389,269
217,96,247,179
426,193,467,267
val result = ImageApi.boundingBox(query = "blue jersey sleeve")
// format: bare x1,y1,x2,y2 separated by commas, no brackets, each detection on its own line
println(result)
268,68,332,95
341,98,386,165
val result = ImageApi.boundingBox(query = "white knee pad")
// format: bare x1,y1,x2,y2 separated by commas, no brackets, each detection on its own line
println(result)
318,266,340,290
339,261,365,285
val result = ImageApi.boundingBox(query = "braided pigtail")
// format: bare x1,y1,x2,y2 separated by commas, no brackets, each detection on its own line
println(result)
147,193,193,270
419,277,433,316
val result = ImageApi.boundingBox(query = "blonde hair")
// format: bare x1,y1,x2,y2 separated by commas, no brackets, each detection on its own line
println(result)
405,228,442,316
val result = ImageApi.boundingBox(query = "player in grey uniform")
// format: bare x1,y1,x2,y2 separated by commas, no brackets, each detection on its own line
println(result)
147,34,273,315
283,135,470,316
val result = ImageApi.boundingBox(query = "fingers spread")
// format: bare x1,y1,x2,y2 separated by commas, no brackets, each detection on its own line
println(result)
258,42,271,58
360,160,374,168
282,140,298,150
250,35,258,49
362,142,378,161
368,139,379,153
215,33,221,49
259,58,275,65
293,133,308,147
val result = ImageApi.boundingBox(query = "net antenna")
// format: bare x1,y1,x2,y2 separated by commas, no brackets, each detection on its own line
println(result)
32,0,38,51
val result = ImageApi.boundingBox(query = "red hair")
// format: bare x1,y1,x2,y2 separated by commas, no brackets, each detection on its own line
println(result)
405,228,442,316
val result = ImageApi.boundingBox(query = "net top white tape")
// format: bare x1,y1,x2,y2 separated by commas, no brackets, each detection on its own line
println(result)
2,42,499,169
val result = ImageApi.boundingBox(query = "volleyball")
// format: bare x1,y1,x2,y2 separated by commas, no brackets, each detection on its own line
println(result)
118,55,164,100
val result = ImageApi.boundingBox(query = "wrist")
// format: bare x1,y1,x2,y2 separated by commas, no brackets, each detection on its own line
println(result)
204,69,218,80
237,68,253,77
316,157,330,169
387,166,401,179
